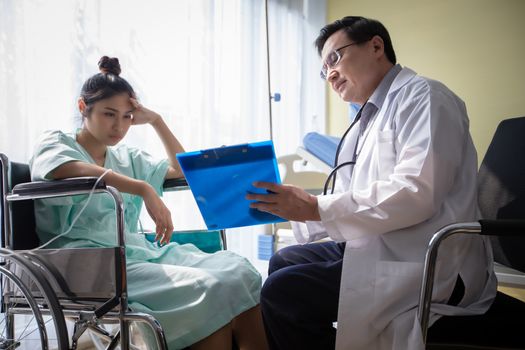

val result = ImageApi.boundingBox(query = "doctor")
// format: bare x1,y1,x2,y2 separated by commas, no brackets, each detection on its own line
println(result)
247,16,497,350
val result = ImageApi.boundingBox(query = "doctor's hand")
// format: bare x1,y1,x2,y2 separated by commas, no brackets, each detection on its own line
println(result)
246,181,321,222
129,98,161,126
141,184,174,245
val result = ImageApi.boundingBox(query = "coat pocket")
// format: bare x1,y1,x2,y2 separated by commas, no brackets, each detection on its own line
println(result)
375,129,396,179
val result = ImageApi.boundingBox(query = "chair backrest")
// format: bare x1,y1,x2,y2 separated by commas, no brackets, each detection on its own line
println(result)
0,155,39,250
477,116,525,272
1,154,7,248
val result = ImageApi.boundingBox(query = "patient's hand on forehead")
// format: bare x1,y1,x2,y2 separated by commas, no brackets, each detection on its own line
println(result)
129,97,161,126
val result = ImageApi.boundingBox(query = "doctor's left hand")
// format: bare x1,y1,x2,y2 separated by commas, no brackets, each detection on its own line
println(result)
247,181,321,222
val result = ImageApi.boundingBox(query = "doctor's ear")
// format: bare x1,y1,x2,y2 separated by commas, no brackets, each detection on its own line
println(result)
370,35,385,54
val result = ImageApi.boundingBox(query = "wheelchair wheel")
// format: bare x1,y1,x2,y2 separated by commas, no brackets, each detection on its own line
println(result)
0,256,69,349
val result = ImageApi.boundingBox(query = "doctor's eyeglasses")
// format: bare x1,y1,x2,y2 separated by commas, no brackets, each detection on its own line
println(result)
320,39,372,80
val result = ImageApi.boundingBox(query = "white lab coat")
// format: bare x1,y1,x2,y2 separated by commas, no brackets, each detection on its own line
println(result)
293,67,497,349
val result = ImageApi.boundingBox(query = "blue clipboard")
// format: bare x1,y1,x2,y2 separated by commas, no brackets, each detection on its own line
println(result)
176,141,286,230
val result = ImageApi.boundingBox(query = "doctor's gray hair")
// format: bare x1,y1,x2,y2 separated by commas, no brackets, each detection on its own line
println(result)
315,16,397,65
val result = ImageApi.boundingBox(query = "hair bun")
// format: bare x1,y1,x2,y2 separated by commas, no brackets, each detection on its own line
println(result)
98,56,121,76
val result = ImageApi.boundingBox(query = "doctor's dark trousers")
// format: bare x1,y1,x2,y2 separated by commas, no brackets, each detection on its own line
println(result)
260,241,345,350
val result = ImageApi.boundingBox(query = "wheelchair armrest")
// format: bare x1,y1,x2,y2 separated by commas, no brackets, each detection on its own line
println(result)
11,177,106,197
417,219,525,343
7,177,126,249
162,177,188,191
479,219,525,236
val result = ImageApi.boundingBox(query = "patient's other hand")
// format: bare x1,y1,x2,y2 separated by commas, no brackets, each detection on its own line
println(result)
141,184,174,245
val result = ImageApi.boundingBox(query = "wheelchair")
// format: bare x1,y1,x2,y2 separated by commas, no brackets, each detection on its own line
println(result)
0,153,226,349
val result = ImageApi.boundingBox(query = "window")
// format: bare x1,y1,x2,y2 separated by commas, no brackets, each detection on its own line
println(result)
0,0,326,271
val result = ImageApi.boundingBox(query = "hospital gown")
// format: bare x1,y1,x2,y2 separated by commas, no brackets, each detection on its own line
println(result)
30,130,261,349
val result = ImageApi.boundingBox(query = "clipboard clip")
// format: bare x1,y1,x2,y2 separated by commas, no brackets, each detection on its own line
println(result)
201,144,250,160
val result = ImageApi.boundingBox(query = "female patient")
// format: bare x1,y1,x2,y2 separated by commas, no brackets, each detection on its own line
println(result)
30,56,268,350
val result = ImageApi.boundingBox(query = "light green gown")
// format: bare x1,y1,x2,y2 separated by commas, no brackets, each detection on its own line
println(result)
30,130,261,349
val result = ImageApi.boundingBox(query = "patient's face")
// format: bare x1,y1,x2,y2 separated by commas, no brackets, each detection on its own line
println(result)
83,93,134,146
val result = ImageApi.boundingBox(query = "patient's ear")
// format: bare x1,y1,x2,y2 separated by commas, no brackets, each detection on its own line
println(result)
78,98,87,116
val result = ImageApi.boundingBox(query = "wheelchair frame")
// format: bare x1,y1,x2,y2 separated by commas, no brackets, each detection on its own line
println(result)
0,153,177,349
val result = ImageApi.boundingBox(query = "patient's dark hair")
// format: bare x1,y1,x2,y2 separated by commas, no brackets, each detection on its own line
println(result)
315,16,396,65
79,56,136,116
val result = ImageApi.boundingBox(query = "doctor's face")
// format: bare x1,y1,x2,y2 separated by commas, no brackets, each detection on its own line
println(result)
80,93,133,146
321,29,379,104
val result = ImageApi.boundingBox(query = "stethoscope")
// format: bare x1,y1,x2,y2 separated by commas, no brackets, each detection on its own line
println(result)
322,102,368,195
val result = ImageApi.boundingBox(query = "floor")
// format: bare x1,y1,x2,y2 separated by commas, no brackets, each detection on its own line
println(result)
59,284,525,350
4,283,524,350
4,317,137,350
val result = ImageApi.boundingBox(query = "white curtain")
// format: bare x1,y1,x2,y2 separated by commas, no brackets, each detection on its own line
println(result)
0,0,326,273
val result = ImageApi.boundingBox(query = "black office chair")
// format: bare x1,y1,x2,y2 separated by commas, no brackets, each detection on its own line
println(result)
420,116,525,349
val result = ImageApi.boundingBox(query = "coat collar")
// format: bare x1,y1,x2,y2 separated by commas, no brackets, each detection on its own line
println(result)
368,64,402,111
387,66,418,96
